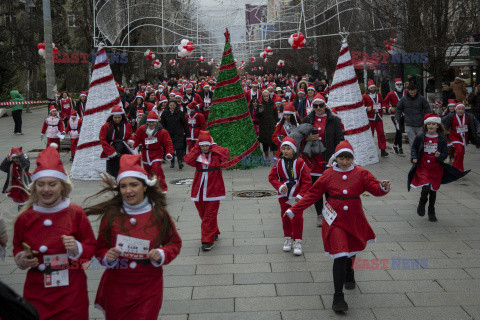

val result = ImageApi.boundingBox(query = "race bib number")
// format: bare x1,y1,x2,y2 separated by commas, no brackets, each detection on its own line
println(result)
373,103,381,111
322,202,337,226
424,142,437,154
44,254,69,288
116,235,150,260
145,137,157,145
456,125,468,133
204,98,211,104
188,118,196,125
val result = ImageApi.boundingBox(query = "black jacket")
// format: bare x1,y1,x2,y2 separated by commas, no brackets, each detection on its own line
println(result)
256,99,277,145
442,89,456,107
395,92,432,127
442,112,480,147
468,91,480,117
407,133,469,190
302,108,344,164
1,155,31,194
161,109,189,150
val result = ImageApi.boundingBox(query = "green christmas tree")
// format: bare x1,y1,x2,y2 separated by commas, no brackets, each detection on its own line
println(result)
207,29,264,168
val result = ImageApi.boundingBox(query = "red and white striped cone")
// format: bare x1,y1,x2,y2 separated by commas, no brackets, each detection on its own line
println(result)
71,45,124,180
328,38,379,165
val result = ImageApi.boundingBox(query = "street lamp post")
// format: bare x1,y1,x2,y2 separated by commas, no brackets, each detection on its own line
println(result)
21,0,35,112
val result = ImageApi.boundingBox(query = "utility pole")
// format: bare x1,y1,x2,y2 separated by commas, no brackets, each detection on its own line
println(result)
312,0,319,77
162,0,167,78
24,0,35,112
43,0,56,100
361,0,367,91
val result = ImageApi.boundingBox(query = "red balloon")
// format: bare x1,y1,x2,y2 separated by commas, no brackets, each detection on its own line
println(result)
185,45,193,51
52,47,59,54
187,41,194,46
292,44,298,50
298,33,305,42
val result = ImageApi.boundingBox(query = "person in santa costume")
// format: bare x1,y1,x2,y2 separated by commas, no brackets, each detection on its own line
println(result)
41,106,65,150
285,140,391,312
246,81,261,104
441,102,480,171
198,84,214,119
12,146,96,320
284,86,296,102
85,154,182,320
75,91,88,118
66,110,82,162
153,95,168,117
183,84,202,108
304,84,317,115
268,137,311,255
408,113,470,222
99,106,136,178
383,78,406,154
59,92,73,127
185,102,207,152
133,111,174,193
363,79,388,157
1,147,31,210
272,102,299,159
184,130,229,251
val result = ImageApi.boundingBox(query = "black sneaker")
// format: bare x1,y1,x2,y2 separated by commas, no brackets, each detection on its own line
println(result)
392,145,399,155
215,235,219,241
381,149,388,157
399,148,404,155
428,206,437,222
332,292,348,312
70,157,74,162
170,162,175,168
201,242,214,251
344,272,356,290
179,162,184,170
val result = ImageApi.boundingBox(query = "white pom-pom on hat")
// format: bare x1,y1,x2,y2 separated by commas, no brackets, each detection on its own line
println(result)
49,142,58,149
146,178,157,187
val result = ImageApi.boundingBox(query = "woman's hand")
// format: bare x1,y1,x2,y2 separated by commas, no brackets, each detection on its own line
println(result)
147,249,162,262
280,186,287,194
367,106,372,112
435,151,440,158
306,133,319,141
105,247,121,261
412,159,417,164
62,235,79,257
22,250,39,268
381,180,391,190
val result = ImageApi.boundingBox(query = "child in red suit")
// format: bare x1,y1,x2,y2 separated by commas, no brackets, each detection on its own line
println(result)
285,140,390,312
133,111,174,192
268,137,311,255
362,79,388,157
66,110,82,162
184,130,229,252
41,106,65,149
1,147,31,210
272,102,299,159
185,102,206,152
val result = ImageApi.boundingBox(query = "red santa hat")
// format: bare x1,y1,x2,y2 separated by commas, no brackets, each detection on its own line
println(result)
274,96,282,105
185,84,193,90
395,78,403,85
329,140,355,165
49,106,57,114
175,92,182,98
169,91,176,97
312,93,326,104
297,89,306,95
251,81,259,87
198,130,213,146
70,110,78,117
187,102,197,110
146,111,158,122
9,147,23,158
116,154,157,186
447,99,456,107
32,146,68,182
111,105,125,115
203,84,211,89
455,102,465,110
79,91,88,97
135,91,145,100
307,84,316,91
280,137,297,153
424,113,441,124
283,102,296,115
159,95,168,104
368,79,376,89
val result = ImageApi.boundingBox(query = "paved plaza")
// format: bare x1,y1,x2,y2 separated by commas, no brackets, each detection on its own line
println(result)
1,108,480,320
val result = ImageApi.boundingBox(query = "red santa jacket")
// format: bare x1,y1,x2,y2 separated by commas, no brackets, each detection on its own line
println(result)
133,124,174,165
13,199,96,320
283,91,295,102
66,117,82,139
245,89,261,104
41,116,64,138
268,157,311,200
184,144,230,201
185,112,206,140
99,121,135,159
449,114,469,146
362,92,385,120
59,97,73,119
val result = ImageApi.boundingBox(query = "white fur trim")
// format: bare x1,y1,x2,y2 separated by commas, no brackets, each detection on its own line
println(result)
151,249,165,267
455,103,465,110
111,111,125,115
117,170,148,183
332,147,354,158
395,80,403,84
368,84,376,89
424,117,441,124
146,178,157,187
33,198,71,213
283,110,296,115
49,142,59,149
32,169,68,182
198,141,212,146
146,118,158,122
68,241,83,259
280,141,297,152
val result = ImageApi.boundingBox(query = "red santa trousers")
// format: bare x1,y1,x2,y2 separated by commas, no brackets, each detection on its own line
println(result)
279,198,303,240
70,138,78,157
144,162,168,192
187,140,196,152
369,120,387,150
452,144,465,172
46,137,61,149
194,191,220,244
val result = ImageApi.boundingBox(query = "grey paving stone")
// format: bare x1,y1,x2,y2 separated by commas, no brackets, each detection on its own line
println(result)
198,245,267,256
281,308,377,320
270,261,332,272
437,279,480,292
406,292,480,306
397,241,471,251
321,292,413,308
192,284,276,299
312,269,392,282
276,282,335,296
356,280,444,293
163,287,193,300
387,268,473,280
371,249,449,260
234,253,306,263
372,306,471,320
164,274,233,287
234,271,313,284
171,255,233,266
189,311,281,320
157,315,188,320
160,298,234,314
461,305,480,319
196,262,271,274
235,296,322,312
464,268,480,278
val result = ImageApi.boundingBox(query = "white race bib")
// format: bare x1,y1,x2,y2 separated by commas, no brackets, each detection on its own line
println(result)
322,202,337,226
145,137,158,145
424,142,437,154
44,254,69,288
456,125,468,133
373,103,381,111
188,118,196,125
116,235,150,260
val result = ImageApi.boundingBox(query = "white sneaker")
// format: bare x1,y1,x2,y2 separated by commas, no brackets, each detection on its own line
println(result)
282,237,292,252
317,215,323,227
292,239,303,256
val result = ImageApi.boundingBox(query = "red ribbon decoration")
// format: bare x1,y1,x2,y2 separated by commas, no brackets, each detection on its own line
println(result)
211,92,245,105
338,45,349,57
332,101,364,112
329,76,358,91
93,61,109,71
344,124,371,136
89,74,114,88
219,62,236,71
335,59,353,71
207,110,250,128
221,140,259,169
76,140,101,151
216,75,240,88
83,97,122,116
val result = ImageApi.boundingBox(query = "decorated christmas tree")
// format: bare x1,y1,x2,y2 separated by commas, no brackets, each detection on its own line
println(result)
207,29,263,168
71,46,122,180
328,38,379,166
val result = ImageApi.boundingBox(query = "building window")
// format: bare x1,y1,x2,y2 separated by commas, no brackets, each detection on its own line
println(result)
68,14,77,27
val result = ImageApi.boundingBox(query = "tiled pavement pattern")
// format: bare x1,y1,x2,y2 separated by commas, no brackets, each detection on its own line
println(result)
0,108,479,319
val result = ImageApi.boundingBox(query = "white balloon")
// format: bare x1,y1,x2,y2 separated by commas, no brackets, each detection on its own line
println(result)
288,35,294,46
38,48,46,57
181,39,189,46
177,44,184,51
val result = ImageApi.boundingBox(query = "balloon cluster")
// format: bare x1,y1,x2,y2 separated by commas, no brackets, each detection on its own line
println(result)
260,51,267,58
169,59,177,66
384,38,396,53
208,58,215,65
264,58,269,63
265,46,273,56
277,60,285,68
37,42,59,58
288,32,306,49
178,39,194,59
152,59,162,69
250,57,256,62
259,66,264,71
198,56,205,63
144,49,155,60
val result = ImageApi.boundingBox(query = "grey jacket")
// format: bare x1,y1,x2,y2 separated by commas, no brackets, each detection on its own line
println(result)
290,123,326,157
395,92,432,127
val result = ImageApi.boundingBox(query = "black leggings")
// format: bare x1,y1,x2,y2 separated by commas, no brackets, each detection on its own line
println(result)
311,175,326,216
420,185,437,207
391,116,405,148
333,256,355,293
262,143,277,153
12,109,22,133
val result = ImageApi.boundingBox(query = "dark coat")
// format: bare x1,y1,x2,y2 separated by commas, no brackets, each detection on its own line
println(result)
161,109,189,150
395,92,432,127
256,98,277,145
407,133,469,191
468,91,480,117
1,155,31,194
442,112,480,147
442,89,456,107
302,108,344,165
294,97,306,118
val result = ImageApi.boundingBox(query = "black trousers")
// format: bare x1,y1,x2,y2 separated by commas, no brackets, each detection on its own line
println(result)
391,116,405,148
12,109,22,133
311,175,324,216
106,156,121,178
